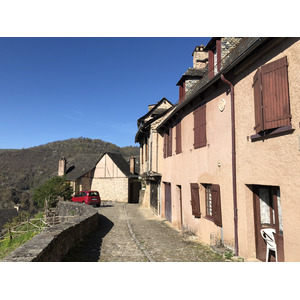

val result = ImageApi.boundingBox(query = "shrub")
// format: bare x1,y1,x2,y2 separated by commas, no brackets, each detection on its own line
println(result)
33,176,73,208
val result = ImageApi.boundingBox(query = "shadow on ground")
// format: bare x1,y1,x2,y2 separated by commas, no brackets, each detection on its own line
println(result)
62,213,114,262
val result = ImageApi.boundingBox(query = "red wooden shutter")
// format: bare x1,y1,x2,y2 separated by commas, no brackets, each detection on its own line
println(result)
261,56,290,130
194,105,206,149
208,50,214,79
253,68,263,133
211,184,222,227
175,122,182,154
168,127,172,156
216,39,221,71
190,183,201,218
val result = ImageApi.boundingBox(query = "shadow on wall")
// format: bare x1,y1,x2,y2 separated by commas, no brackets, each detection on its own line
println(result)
62,213,114,262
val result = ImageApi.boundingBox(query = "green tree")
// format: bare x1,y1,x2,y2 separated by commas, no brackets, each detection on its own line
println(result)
33,176,73,208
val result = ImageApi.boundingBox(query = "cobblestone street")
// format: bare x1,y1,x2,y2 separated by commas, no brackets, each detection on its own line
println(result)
62,202,225,262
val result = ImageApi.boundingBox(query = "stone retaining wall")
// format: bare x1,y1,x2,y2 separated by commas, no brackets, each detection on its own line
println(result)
1,202,98,262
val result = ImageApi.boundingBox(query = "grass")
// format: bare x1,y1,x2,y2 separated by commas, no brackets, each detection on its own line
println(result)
0,211,44,260
0,230,38,260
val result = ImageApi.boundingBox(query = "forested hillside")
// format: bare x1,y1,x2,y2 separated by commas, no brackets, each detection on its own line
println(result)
0,137,139,212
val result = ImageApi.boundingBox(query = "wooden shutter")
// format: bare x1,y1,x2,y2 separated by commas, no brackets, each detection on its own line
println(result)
190,183,201,218
208,50,214,79
168,127,172,156
179,82,185,104
253,68,263,133
261,56,290,131
194,105,206,149
145,141,148,162
211,184,222,227
163,133,167,158
179,85,183,104
216,39,222,71
175,121,182,154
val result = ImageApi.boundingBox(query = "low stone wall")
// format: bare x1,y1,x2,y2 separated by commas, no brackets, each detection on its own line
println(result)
1,202,98,262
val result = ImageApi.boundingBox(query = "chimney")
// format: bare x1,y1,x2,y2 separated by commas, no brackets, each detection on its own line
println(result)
58,157,66,176
193,45,208,69
130,156,135,174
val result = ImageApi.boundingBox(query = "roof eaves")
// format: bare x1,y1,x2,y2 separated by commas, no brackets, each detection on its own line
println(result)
157,37,267,132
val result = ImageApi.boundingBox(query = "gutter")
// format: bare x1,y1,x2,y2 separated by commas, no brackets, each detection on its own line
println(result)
220,74,239,256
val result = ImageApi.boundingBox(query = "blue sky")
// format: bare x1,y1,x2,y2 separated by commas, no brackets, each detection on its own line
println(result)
0,37,211,149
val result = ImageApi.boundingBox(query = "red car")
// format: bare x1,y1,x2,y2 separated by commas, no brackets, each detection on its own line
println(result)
71,191,101,207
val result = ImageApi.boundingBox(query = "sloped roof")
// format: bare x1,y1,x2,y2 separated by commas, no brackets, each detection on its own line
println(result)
65,152,133,180
65,154,101,181
105,152,131,177
176,66,208,86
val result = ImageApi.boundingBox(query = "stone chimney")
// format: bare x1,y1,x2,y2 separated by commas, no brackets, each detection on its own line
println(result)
130,156,135,174
58,157,66,176
193,45,208,69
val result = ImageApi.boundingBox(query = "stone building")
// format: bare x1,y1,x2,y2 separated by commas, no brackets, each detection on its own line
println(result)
58,152,140,203
135,97,173,212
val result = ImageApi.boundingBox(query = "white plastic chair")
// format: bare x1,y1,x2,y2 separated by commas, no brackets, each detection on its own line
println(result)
260,228,277,262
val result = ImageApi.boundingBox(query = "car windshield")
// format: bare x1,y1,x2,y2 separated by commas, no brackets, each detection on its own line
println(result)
89,192,99,196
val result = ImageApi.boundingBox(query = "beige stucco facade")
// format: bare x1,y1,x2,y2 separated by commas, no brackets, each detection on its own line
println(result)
161,89,235,249
234,38,300,261
158,37,300,262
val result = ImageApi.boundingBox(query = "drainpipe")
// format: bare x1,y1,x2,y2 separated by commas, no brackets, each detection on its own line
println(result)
221,74,239,257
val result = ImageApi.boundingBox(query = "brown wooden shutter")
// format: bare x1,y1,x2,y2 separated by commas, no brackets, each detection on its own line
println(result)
211,184,222,227
216,39,221,71
179,85,183,104
253,68,263,133
261,56,290,130
175,122,182,154
194,105,206,149
182,82,185,102
208,50,214,79
168,127,172,156
163,133,167,158
190,183,201,218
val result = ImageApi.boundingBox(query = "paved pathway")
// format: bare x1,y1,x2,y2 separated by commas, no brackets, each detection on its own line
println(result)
62,202,225,262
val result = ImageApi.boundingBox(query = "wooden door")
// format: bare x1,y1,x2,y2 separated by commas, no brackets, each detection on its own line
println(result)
253,186,284,261
150,182,158,212
165,183,172,223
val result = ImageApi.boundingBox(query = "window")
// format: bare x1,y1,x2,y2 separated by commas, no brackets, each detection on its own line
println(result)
175,121,182,154
204,184,222,227
253,56,291,135
205,184,212,217
208,39,221,79
194,105,206,149
163,127,173,158
190,183,201,218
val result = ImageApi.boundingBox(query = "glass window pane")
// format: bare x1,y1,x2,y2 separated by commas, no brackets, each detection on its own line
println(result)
277,189,283,235
259,188,271,227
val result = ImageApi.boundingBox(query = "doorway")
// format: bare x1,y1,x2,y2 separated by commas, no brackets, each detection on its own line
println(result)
253,185,284,261
164,182,172,223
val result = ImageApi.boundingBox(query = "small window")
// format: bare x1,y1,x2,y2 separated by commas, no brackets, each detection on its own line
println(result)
203,184,222,227
205,184,213,218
